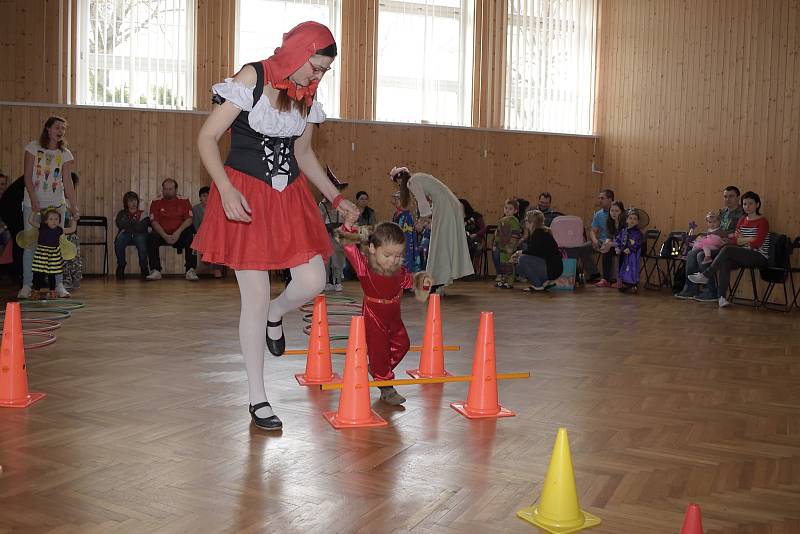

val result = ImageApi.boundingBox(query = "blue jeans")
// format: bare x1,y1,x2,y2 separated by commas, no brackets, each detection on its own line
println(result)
22,203,65,288
517,254,548,286
114,231,149,274
682,248,718,296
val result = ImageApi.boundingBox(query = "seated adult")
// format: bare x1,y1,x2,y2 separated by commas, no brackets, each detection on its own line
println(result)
590,189,615,285
0,174,25,280
193,186,223,278
355,190,377,226
513,209,563,291
114,191,150,279
145,178,197,281
536,192,561,227
687,191,769,308
459,198,487,262
675,185,744,301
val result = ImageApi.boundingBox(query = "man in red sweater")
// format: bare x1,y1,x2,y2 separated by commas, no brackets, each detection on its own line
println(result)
146,178,198,281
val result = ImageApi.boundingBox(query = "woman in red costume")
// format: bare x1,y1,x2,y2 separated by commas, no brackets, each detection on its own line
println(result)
337,215,432,406
194,22,358,431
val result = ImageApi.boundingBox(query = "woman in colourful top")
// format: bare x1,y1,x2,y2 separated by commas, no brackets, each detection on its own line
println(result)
193,21,359,431
19,116,80,299
688,191,770,308
391,191,419,272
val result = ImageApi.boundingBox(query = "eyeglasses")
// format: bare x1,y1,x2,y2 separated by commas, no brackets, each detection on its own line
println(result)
307,59,332,75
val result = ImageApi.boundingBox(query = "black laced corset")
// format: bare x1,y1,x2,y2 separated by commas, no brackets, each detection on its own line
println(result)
223,110,300,188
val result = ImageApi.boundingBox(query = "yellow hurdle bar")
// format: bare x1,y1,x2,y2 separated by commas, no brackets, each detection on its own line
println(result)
319,372,531,390
283,345,461,356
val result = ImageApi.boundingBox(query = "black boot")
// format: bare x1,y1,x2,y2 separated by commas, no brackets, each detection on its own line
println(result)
266,319,285,356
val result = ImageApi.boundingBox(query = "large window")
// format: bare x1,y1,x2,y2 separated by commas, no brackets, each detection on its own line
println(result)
376,0,473,126
236,0,342,118
505,0,597,134
77,0,195,109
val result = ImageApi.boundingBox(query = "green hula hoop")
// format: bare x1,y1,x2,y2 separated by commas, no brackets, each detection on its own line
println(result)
20,299,86,311
1,308,72,321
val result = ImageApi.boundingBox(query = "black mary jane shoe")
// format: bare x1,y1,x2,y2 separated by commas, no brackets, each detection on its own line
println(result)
266,319,285,356
249,401,283,431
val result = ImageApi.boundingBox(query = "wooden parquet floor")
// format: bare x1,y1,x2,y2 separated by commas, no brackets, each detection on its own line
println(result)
1,278,799,534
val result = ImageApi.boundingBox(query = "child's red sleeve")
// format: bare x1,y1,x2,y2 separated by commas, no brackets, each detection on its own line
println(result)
400,268,413,290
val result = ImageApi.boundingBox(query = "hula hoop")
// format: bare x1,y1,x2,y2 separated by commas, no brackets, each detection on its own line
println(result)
24,331,57,349
20,318,62,333
20,299,86,311
302,323,349,341
298,302,362,314
1,309,72,321
323,295,357,303
0,330,58,350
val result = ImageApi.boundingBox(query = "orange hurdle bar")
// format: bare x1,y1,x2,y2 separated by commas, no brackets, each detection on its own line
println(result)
284,345,461,356
319,372,530,390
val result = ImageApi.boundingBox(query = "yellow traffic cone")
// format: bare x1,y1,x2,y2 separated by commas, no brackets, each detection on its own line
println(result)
517,428,601,533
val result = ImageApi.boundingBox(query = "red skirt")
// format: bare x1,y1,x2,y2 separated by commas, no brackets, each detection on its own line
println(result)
192,167,332,270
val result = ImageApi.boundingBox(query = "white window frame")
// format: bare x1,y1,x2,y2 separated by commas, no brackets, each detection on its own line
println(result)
376,0,474,126
505,0,597,134
75,0,196,110
234,0,342,118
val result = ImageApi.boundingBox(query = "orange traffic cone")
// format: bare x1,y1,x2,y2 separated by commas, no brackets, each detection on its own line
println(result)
323,316,387,429
0,302,46,408
450,311,514,418
296,295,342,386
407,293,452,379
679,503,704,534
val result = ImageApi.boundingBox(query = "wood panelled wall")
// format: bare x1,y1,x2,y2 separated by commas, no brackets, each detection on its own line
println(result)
595,0,800,238
0,104,597,274
195,0,237,112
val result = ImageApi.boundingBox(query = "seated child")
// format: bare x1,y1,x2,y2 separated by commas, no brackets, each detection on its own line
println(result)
691,210,728,263
337,215,432,406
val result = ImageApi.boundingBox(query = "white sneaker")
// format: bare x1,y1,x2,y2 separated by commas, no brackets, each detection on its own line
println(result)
185,268,199,281
718,296,731,308
324,283,334,292
688,273,710,284
334,283,343,292
17,285,32,299
55,284,71,298
146,270,162,281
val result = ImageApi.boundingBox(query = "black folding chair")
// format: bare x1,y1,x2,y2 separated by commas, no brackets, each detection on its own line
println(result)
729,266,761,308
77,216,109,276
477,225,497,278
760,235,800,312
640,229,665,289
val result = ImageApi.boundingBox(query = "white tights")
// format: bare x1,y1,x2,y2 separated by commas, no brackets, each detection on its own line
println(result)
235,255,326,417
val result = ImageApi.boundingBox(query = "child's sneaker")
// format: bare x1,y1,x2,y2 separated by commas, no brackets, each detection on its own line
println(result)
379,386,406,405
17,285,32,299
334,283,343,292
494,274,503,282
595,279,610,288
55,284,71,298
324,283,334,292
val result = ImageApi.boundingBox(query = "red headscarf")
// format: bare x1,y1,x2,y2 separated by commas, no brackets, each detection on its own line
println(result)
261,21,336,107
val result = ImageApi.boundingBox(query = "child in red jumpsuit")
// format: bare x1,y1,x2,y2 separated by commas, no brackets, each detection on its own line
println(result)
339,216,432,405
